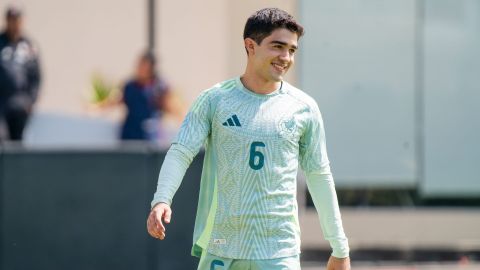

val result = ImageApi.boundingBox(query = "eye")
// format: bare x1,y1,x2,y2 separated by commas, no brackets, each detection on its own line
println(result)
289,49,296,54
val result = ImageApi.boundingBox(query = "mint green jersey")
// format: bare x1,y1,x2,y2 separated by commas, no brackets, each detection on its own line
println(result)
152,77,349,260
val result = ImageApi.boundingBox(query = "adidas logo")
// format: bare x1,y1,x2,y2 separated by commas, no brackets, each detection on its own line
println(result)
222,114,241,127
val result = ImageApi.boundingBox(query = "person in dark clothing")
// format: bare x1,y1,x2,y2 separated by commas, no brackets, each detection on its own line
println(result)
0,6,41,141
120,52,182,141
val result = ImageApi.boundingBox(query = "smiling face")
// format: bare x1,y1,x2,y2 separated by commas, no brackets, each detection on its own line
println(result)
246,28,298,84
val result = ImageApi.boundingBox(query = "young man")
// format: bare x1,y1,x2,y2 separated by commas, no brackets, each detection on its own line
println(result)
147,8,351,270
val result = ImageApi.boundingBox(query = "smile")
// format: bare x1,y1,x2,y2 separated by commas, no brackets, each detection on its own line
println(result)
272,63,287,72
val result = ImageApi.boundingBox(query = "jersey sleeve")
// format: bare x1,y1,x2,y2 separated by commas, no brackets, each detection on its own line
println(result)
299,104,350,258
151,90,213,207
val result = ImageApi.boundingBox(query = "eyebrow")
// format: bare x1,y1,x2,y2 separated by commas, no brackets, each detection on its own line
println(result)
270,40,298,50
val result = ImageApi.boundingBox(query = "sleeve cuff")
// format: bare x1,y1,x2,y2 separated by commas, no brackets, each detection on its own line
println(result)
151,197,171,209
331,249,350,259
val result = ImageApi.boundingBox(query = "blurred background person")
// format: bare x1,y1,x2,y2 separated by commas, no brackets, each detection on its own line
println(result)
0,5,41,141
119,51,184,141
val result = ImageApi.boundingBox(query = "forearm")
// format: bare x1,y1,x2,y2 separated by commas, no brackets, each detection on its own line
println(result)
151,143,195,207
305,171,349,258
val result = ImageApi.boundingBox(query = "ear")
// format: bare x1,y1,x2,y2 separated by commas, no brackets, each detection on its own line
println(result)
244,38,256,55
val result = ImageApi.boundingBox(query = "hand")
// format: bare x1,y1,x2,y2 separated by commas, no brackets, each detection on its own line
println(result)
147,202,172,240
326,256,350,270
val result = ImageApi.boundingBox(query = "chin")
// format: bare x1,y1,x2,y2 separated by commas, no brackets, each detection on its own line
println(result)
271,75,283,82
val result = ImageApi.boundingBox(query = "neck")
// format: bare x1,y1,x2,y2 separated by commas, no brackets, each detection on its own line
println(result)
6,31,20,43
138,77,154,86
241,67,281,95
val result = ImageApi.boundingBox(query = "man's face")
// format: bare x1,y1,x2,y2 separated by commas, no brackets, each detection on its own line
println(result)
6,16,22,37
248,28,298,83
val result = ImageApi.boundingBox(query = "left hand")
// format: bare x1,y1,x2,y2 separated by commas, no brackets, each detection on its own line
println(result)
326,256,350,270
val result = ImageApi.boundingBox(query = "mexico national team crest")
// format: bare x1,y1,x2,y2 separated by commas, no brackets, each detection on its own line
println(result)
279,116,297,140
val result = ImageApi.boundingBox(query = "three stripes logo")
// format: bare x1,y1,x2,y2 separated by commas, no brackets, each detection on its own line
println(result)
222,114,241,127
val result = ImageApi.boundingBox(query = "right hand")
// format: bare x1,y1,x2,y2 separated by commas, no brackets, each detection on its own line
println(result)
326,256,350,270
147,202,172,240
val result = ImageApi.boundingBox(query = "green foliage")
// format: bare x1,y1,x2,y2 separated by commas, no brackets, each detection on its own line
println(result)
91,74,116,104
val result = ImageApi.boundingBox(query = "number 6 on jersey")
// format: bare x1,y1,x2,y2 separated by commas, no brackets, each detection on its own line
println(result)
249,141,265,170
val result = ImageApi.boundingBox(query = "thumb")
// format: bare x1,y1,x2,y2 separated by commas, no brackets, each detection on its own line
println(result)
163,207,172,223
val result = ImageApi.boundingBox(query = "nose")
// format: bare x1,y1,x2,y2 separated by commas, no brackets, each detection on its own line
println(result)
279,49,293,63
279,49,291,62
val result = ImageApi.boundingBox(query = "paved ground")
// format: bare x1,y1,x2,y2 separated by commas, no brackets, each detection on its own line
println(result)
300,208,480,251
303,262,480,270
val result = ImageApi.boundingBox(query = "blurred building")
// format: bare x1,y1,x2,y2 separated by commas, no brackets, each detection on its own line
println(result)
300,0,480,198
0,0,477,194
0,0,297,146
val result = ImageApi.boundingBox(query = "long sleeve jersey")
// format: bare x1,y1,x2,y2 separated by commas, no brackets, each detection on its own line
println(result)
151,77,349,260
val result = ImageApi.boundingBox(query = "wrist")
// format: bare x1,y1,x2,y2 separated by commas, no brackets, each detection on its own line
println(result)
151,201,170,209
331,256,349,260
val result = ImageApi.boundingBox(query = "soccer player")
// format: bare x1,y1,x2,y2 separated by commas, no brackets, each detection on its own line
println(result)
147,8,351,270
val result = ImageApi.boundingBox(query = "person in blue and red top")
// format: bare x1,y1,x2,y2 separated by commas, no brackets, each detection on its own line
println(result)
120,52,183,141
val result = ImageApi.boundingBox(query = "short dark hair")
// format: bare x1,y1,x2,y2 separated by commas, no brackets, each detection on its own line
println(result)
5,5,22,19
141,51,156,67
243,8,304,45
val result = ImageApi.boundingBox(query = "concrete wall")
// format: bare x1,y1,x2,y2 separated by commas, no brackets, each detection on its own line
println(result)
422,0,480,197
1,145,478,269
300,0,417,188
299,0,480,196
0,145,203,270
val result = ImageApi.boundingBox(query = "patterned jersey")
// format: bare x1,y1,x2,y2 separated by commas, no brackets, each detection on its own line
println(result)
152,77,348,259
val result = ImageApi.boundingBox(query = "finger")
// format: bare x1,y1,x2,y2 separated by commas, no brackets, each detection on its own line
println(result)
163,207,172,224
148,229,159,239
154,230,164,239
147,219,159,238
151,219,164,235
147,226,158,238
148,224,164,239
147,215,163,238
151,225,165,239
147,216,155,233
152,214,166,234
155,217,166,232
151,209,165,231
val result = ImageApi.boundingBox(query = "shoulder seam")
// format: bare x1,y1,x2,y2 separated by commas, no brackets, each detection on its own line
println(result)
285,90,315,113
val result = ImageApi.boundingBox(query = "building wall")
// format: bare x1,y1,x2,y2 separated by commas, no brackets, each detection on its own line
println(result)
157,0,299,105
0,1,299,116
0,0,146,116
